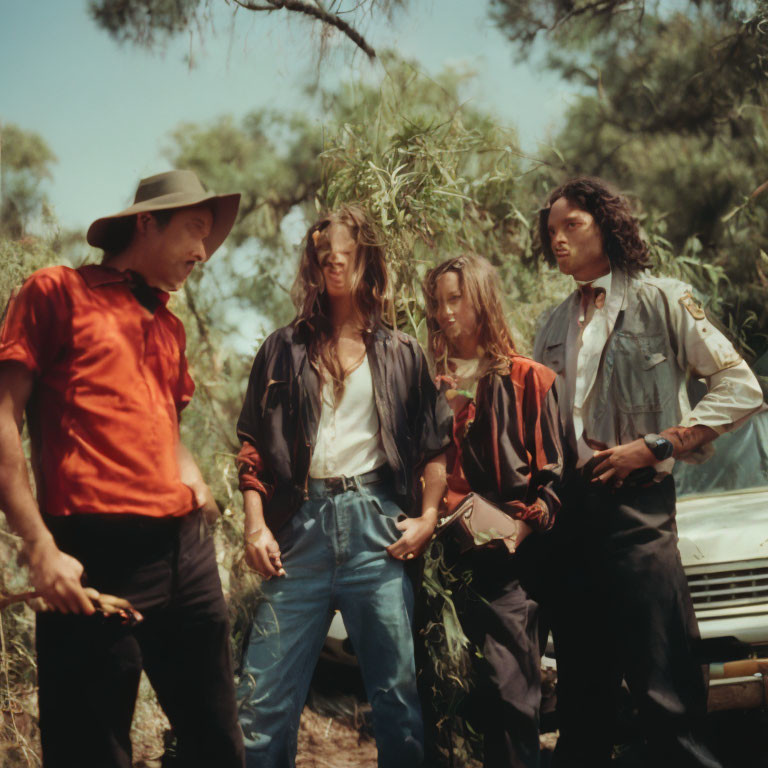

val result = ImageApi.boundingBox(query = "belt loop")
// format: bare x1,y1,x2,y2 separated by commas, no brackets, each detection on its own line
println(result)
351,473,365,495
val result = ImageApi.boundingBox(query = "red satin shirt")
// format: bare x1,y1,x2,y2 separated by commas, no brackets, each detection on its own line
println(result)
0,264,196,518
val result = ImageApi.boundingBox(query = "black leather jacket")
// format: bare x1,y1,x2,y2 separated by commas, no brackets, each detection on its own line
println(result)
236,322,452,533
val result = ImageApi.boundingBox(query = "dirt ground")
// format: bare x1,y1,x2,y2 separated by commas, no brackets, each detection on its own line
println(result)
296,707,559,767
127,666,768,768
4,685,767,767
296,708,378,768
132,694,379,768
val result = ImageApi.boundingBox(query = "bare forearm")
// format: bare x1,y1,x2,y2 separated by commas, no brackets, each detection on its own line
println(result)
0,364,52,549
0,411,94,613
242,488,285,578
176,441,205,488
660,424,718,458
242,488,267,535
177,441,219,521
420,453,447,523
0,425,52,549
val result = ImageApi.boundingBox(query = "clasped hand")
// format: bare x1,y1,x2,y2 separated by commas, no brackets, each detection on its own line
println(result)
588,438,658,488
386,515,436,561
244,526,286,580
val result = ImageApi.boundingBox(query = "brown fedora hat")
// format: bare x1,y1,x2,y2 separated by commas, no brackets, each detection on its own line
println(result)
87,169,241,257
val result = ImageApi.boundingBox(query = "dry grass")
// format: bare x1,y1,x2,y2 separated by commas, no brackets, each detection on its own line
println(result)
129,682,378,768
297,706,378,768
131,674,170,768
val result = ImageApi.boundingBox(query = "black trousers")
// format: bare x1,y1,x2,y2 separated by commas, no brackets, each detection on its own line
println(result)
36,511,245,768
542,475,721,768
458,548,542,768
419,544,542,768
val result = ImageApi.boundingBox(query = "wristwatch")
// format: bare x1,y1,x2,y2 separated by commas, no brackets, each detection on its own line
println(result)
643,433,674,461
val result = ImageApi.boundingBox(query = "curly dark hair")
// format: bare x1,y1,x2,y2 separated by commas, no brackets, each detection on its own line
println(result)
538,177,651,277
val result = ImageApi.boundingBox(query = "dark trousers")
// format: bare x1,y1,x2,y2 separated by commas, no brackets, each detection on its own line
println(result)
458,548,542,768
36,511,245,768
419,544,542,768
544,476,720,768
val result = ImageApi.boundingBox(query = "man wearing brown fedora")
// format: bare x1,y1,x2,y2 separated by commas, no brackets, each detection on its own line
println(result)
0,170,245,767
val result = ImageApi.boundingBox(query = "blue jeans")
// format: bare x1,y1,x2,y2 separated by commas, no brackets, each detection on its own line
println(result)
238,476,424,768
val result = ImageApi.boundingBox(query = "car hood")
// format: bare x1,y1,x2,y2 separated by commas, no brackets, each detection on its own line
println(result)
676,486,768,566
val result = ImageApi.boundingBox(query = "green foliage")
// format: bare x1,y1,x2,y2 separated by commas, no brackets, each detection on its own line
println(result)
491,0,649,50
496,0,768,358
318,58,523,336
419,541,481,764
1,124,57,240
168,55,572,359
89,0,208,47
0,238,65,768
316,56,574,349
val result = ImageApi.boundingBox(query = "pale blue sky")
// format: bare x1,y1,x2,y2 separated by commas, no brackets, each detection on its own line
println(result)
1,0,575,232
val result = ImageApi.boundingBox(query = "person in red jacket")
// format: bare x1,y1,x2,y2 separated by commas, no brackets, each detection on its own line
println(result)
422,255,564,768
0,170,244,768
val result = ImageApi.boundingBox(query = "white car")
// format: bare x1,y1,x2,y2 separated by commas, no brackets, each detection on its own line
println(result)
674,410,768,710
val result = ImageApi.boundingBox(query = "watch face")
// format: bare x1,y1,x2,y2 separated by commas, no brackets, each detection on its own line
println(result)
654,438,674,460
645,433,673,460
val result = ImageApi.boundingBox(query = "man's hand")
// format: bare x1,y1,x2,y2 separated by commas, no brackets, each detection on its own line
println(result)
177,442,219,523
390,451,446,561
589,438,657,487
0,362,95,611
387,514,437,561
187,481,220,525
244,526,286,580
25,536,96,615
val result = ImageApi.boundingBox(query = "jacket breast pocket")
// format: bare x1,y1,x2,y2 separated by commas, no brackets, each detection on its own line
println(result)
260,378,288,414
541,342,565,375
611,332,674,414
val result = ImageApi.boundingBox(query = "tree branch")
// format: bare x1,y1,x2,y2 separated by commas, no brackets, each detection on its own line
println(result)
232,0,376,58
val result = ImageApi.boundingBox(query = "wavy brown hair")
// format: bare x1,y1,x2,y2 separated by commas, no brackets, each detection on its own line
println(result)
423,255,516,377
292,205,388,402
538,177,651,277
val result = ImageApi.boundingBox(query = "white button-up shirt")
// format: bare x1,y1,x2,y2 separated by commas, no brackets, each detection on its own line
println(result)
309,355,388,479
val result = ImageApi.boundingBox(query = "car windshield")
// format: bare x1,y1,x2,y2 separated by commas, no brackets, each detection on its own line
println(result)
674,410,768,497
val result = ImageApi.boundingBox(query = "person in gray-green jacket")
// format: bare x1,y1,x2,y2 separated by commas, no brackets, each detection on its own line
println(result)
533,176,764,768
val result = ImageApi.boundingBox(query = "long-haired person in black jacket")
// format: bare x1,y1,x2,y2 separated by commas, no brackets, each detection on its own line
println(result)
235,205,451,768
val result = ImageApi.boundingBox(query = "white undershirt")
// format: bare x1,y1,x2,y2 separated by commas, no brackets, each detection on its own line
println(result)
309,355,388,478
565,271,614,466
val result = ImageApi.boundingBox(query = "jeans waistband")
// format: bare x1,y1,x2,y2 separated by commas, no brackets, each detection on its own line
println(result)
307,465,392,497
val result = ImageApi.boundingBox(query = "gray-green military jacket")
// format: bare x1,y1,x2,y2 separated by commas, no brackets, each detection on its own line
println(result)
533,269,763,464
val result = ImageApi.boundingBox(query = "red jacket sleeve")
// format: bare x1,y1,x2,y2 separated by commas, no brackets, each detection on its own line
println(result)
498,359,564,532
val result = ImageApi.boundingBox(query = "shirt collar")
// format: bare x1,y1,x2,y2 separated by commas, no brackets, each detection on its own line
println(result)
576,269,612,293
78,264,170,306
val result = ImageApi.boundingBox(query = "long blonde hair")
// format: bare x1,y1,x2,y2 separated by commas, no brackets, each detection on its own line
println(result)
292,205,388,401
423,255,516,377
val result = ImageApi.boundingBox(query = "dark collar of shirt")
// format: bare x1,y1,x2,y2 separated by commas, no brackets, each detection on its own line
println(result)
79,264,170,313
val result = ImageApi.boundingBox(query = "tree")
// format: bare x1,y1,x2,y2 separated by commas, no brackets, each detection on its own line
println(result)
492,0,768,358
0,124,57,240
167,55,571,353
88,0,405,59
